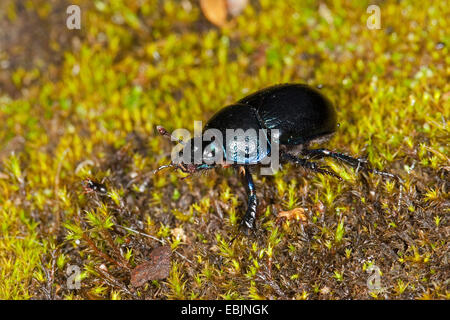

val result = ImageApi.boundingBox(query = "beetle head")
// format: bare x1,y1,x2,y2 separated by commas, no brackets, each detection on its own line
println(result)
155,126,218,176
174,137,220,172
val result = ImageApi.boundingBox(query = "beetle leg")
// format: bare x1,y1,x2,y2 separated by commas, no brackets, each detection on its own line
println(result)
302,149,399,180
303,149,364,167
241,167,258,230
281,153,342,180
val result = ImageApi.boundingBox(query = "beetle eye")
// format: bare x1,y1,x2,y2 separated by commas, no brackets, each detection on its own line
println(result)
203,142,216,160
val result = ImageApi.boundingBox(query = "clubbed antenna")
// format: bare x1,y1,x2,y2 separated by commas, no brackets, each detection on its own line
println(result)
156,125,185,145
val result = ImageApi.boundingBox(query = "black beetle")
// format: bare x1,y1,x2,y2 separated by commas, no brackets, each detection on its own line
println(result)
83,178,107,194
156,83,397,230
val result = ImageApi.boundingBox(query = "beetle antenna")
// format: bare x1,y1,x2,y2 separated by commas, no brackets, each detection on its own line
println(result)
157,125,185,145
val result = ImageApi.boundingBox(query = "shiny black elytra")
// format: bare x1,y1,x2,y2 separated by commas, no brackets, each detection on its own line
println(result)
157,83,396,231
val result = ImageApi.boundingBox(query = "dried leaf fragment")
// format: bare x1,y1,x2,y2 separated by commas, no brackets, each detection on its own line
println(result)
200,0,249,27
130,245,172,288
276,208,308,224
200,0,227,27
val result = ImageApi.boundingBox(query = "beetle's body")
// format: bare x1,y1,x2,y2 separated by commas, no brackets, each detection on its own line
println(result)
201,84,338,166
157,83,396,230
237,83,337,146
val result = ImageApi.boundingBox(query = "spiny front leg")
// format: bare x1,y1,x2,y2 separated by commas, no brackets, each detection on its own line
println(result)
302,148,399,180
241,166,258,230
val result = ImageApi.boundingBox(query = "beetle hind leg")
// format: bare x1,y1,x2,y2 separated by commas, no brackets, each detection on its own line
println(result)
281,153,342,180
302,148,399,180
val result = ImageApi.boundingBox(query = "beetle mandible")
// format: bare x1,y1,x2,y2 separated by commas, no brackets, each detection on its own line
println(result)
156,83,397,230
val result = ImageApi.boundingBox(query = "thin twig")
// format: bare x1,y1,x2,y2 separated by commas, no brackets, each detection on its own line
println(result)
94,265,137,298
115,224,193,264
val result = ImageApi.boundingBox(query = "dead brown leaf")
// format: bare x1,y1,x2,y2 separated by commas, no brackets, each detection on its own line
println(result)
130,245,172,288
200,0,228,27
